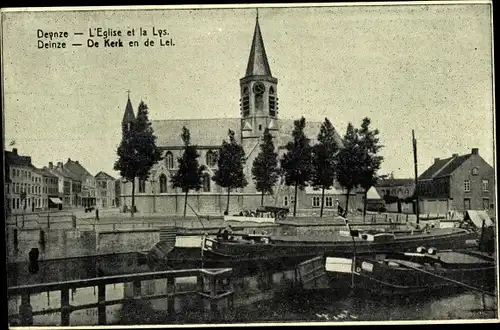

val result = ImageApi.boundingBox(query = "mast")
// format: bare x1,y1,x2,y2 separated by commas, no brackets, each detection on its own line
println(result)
412,130,420,225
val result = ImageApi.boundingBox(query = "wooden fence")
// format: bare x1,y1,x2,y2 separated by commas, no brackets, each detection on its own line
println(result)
8,268,234,326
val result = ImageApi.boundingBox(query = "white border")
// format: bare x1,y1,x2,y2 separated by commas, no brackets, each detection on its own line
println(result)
2,0,498,328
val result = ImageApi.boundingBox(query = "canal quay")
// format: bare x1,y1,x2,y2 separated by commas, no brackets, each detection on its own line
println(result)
5,210,499,326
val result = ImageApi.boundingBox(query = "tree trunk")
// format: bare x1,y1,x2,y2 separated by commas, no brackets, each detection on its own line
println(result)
261,191,265,206
225,187,231,215
363,190,368,223
131,178,135,218
344,188,351,217
320,186,325,218
183,189,189,218
293,182,299,217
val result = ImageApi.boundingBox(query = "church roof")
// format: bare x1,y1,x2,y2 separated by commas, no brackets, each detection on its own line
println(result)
122,95,135,123
152,118,241,148
245,15,272,77
278,119,344,148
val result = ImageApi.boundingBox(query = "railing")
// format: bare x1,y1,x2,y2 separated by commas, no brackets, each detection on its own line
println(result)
8,268,234,326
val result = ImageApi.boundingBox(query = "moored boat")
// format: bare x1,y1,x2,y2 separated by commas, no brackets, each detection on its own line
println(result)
223,206,289,224
324,249,496,296
200,226,479,264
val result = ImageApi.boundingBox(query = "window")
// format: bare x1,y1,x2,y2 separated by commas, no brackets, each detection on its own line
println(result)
464,180,470,192
165,151,174,169
472,167,479,175
242,86,250,117
482,180,489,192
258,124,262,131
405,189,409,195
283,196,289,207
325,196,333,207
159,174,168,193
206,150,217,167
312,196,320,207
202,173,211,192
6,184,9,194
483,198,490,210
138,179,146,193
269,86,276,117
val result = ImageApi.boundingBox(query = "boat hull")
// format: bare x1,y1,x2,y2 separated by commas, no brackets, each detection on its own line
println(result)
202,229,478,262
325,251,496,296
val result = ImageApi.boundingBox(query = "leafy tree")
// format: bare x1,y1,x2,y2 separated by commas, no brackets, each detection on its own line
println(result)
252,128,279,206
171,127,206,218
357,118,384,222
114,101,162,217
335,123,362,216
311,118,340,217
281,117,313,217
213,129,248,215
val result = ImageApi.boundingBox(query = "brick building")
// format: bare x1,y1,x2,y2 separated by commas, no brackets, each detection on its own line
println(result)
64,159,96,208
375,178,415,213
95,171,116,208
5,148,35,214
417,148,495,215
119,14,365,215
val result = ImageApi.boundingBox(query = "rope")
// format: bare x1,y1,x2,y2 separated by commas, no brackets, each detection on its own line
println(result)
393,261,495,297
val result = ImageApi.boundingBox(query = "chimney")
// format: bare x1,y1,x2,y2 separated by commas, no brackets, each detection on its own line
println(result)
471,148,479,155
49,162,53,169
76,161,79,164
57,162,63,168
13,148,18,155
452,153,458,157
68,158,71,162
434,158,440,163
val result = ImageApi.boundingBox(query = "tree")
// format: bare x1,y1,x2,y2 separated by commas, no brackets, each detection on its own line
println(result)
171,127,206,218
251,128,279,206
311,118,340,217
335,123,362,216
357,118,384,222
212,129,248,215
114,101,162,217
280,117,313,217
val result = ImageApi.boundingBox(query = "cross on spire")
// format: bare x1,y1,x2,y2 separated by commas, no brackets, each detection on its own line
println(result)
126,89,131,99
256,8,259,20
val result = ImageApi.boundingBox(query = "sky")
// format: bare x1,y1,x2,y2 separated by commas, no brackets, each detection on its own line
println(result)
2,3,495,179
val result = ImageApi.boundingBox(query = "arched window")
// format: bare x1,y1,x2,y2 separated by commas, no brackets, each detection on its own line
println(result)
165,151,174,169
138,179,146,193
206,150,217,167
269,86,276,117
159,174,168,193
203,173,211,192
283,196,289,207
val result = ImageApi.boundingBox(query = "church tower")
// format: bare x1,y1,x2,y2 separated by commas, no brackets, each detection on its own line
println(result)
122,92,135,135
240,11,279,152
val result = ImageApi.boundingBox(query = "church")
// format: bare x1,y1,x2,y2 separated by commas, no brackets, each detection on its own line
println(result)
119,13,364,216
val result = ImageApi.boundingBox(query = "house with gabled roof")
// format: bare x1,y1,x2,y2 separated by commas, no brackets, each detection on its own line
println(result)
417,148,495,215
119,13,355,215
64,158,96,208
95,171,116,208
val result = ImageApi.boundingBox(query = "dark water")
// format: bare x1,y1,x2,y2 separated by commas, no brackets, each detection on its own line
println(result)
7,247,498,325
109,287,497,325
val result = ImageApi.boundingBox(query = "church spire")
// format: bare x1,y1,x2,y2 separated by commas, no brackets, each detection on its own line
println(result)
245,9,272,77
122,90,135,124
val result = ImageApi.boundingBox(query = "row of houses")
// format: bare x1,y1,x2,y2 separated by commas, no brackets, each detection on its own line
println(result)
371,148,495,215
4,148,119,214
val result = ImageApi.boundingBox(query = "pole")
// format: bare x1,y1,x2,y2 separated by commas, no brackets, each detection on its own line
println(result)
412,129,420,225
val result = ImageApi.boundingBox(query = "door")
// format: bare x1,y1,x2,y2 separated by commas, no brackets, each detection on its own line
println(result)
463,198,471,211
